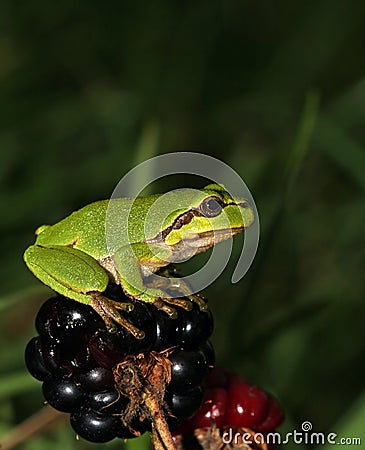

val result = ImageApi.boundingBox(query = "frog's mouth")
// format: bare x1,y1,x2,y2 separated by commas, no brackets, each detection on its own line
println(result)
166,227,244,262
183,227,244,250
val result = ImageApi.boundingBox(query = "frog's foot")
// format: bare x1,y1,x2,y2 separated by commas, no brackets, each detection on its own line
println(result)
167,292,208,312
162,286,209,313
184,293,208,312
152,294,208,320
147,275,209,312
163,297,193,311
152,298,179,319
90,293,145,339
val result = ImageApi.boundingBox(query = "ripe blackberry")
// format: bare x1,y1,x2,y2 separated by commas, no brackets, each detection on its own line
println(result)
25,286,215,446
168,347,210,393
24,337,52,381
76,366,115,392
70,407,121,443
42,377,84,413
88,389,127,413
43,337,95,374
176,304,213,348
167,386,204,421
35,296,104,343
151,307,178,351
88,330,124,369
199,340,215,367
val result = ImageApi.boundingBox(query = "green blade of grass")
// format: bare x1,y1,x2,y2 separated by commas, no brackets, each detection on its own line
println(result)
319,392,365,450
315,116,365,190
0,286,49,313
284,91,320,201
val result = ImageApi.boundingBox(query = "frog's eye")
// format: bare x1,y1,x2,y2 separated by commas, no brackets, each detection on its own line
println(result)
199,196,223,218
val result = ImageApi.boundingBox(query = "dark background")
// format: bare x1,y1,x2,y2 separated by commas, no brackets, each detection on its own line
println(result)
1,1,365,449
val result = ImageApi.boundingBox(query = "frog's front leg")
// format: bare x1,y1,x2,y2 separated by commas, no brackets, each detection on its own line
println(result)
23,244,145,338
114,244,208,317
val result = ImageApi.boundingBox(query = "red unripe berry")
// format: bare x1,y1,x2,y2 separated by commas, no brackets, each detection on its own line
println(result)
227,375,269,428
177,386,228,434
175,368,284,436
254,396,284,433
197,387,228,429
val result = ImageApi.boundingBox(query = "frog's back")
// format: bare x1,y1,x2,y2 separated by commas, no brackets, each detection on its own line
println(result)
34,200,110,257
34,195,161,258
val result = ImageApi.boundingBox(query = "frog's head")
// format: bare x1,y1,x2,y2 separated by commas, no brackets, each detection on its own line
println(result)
159,183,254,254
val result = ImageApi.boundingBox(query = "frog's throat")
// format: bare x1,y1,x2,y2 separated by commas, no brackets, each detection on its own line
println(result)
172,227,244,254
97,227,243,284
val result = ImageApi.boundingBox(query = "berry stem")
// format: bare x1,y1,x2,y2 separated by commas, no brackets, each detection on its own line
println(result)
143,392,176,450
151,428,170,450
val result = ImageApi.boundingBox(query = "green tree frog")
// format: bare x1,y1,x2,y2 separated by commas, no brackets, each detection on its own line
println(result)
24,184,254,338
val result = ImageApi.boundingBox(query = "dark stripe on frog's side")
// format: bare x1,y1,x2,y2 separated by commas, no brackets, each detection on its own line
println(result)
148,209,202,244
147,199,245,245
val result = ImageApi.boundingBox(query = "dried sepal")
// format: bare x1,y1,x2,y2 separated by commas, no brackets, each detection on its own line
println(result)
113,350,177,449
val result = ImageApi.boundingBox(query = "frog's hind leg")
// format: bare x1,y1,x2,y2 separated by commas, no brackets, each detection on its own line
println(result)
24,244,145,338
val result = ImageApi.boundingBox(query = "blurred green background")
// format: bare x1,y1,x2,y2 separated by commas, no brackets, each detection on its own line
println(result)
1,1,365,449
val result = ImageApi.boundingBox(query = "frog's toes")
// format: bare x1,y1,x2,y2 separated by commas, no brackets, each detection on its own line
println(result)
152,299,178,319
162,297,193,311
90,294,145,339
189,294,208,311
